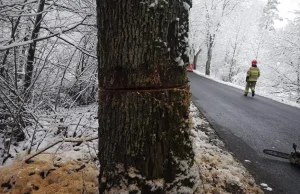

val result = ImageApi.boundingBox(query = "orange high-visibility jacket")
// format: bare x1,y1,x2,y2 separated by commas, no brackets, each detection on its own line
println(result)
247,66,260,82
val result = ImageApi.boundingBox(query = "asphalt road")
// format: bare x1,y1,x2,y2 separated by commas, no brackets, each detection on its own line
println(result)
188,72,300,194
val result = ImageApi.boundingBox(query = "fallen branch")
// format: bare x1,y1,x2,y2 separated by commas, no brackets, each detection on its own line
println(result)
25,136,98,163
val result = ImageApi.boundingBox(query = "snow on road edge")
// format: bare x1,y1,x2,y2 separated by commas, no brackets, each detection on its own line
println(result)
192,70,300,109
190,103,265,194
0,100,267,193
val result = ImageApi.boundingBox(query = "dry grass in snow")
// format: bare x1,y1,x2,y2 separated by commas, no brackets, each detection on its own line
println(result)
0,103,265,194
190,103,264,194
0,152,98,194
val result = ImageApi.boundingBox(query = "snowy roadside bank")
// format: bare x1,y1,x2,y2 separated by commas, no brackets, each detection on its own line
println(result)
190,103,264,194
0,102,266,193
0,104,99,166
192,70,300,109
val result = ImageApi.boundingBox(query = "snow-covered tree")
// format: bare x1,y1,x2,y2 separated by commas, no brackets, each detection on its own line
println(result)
215,0,266,83
0,0,97,147
259,0,282,31
266,12,300,102
190,0,244,75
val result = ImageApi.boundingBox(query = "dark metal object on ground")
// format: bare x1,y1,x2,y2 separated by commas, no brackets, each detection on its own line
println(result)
263,143,300,165
263,149,291,159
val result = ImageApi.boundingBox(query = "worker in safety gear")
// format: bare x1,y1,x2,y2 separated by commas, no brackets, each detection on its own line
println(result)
244,60,260,97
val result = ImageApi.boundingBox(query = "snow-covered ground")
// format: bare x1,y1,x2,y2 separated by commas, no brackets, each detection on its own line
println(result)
0,101,266,193
1,72,279,193
190,103,264,194
0,104,99,166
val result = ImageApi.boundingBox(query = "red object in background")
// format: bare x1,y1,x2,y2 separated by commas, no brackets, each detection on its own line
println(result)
187,64,194,71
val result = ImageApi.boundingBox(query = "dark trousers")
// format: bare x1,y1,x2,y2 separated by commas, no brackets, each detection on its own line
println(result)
244,81,256,94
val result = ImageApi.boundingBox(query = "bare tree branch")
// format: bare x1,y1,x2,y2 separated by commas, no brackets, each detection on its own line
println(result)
0,15,91,51
25,136,98,163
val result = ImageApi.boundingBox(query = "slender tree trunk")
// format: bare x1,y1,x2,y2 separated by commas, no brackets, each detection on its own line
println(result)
193,49,201,70
24,0,45,90
297,62,300,103
55,49,76,110
13,47,18,91
1,48,10,78
0,0,28,78
205,35,213,75
97,0,199,193
228,43,238,82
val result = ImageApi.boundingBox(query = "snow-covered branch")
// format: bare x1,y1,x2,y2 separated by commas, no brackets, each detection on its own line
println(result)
25,136,98,163
0,15,91,51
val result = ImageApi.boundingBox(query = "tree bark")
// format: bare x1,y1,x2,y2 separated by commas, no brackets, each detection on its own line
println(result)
97,0,199,193
193,49,201,70
228,42,238,82
24,0,45,90
297,61,300,103
205,36,213,76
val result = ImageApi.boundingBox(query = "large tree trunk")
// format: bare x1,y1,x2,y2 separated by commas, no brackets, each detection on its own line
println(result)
97,0,199,193
24,0,45,90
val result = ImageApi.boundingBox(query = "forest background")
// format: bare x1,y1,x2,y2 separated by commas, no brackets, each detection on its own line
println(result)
0,0,299,165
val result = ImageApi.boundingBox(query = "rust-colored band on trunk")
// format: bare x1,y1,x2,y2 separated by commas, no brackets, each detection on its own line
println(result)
98,85,188,93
